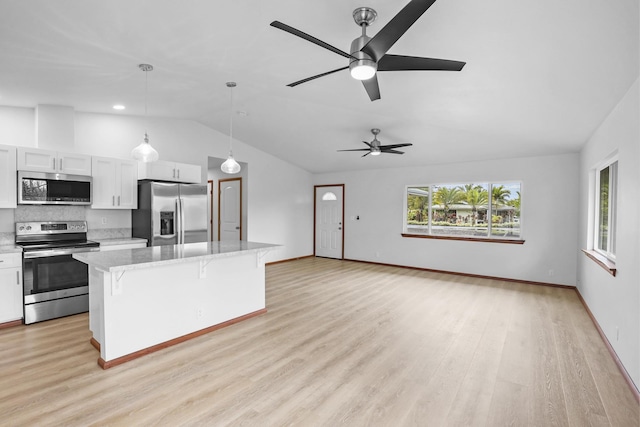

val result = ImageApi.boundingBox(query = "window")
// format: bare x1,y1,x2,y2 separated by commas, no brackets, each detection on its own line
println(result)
594,160,617,260
405,182,522,241
322,192,337,201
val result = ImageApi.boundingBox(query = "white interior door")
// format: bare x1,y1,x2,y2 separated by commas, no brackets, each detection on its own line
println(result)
219,178,241,240
315,185,343,259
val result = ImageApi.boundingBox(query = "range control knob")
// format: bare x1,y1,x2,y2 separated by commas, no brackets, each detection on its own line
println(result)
26,226,32,231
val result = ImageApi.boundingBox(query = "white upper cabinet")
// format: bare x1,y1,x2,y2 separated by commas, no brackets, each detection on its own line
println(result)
138,160,201,184
17,147,92,176
0,145,17,208
91,156,138,209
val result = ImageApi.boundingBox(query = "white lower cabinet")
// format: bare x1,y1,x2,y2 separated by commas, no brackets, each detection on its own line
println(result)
0,253,23,324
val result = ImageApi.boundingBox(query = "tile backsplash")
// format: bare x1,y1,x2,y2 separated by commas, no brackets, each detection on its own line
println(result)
15,205,86,222
0,206,133,246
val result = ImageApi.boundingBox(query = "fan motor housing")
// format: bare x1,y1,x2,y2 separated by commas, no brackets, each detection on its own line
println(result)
349,35,377,76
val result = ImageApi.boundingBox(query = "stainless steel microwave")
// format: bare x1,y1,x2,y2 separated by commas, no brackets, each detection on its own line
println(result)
18,171,92,205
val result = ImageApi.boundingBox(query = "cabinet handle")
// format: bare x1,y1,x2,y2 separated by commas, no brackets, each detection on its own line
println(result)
112,195,115,206
16,270,20,285
60,158,63,170
53,158,56,169
117,196,121,206
177,169,180,179
173,168,176,178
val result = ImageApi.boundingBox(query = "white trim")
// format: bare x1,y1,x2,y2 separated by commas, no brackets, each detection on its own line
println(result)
593,156,618,261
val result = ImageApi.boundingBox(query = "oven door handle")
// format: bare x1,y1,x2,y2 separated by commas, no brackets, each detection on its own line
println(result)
23,247,100,259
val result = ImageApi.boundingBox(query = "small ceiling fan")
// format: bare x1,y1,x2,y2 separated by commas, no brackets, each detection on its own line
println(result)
338,129,412,157
270,0,465,101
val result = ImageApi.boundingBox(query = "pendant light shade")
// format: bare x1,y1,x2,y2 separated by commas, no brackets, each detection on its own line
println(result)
221,81,241,174
131,132,159,162
131,64,159,162
221,153,241,174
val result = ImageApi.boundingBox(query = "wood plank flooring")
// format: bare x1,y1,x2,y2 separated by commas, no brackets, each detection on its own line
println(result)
0,257,637,426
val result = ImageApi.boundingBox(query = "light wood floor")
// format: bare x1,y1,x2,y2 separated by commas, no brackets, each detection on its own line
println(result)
0,257,637,426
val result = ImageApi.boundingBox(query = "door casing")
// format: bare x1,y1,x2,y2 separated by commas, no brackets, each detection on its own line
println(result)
314,184,345,259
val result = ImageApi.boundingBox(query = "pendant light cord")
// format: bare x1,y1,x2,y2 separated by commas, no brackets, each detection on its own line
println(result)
144,68,149,137
229,84,233,154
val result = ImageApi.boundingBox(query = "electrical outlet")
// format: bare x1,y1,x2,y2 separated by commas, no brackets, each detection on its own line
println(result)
101,217,107,225
548,269,554,277
196,308,204,319
616,326,619,341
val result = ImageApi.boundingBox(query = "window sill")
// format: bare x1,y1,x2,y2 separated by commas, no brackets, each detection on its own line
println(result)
582,249,616,277
401,233,525,244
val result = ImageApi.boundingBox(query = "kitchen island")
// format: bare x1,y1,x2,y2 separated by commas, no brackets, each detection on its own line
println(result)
73,241,279,369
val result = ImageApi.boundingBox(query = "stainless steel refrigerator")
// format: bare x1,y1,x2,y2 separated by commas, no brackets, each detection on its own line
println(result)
132,181,208,246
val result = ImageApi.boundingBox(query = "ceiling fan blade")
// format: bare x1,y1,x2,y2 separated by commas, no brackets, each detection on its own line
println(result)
337,148,371,152
380,143,413,149
378,54,465,72
287,66,349,87
362,75,381,101
361,0,437,61
362,140,372,148
361,152,371,157
382,149,406,154
270,21,352,59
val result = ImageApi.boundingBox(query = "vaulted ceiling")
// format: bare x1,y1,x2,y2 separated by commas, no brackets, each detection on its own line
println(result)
0,0,637,173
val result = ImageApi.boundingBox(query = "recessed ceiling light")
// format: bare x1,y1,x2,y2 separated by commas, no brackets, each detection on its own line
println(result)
113,105,125,110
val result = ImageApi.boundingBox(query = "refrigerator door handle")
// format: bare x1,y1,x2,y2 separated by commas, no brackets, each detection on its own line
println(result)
180,197,185,244
175,198,181,244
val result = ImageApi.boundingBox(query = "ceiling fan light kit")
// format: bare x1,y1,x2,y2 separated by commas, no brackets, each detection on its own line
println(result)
271,0,466,101
349,7,377,81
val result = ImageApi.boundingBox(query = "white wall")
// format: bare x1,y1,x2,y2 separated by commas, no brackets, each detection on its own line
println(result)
577,78,639,390
74,112,315,261
0,108,314,262
0,106,34,147
207,157,249,242
315,152,579,286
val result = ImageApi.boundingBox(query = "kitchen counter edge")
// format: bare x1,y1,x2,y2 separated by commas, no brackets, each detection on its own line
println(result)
93,237,148,247
73,241,280,273
0,245,23,254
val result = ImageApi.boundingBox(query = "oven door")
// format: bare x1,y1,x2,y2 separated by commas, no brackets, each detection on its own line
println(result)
23,248,96,304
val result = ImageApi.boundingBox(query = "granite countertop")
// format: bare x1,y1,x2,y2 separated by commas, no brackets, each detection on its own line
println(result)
0,245,23,255
93,237,147,247
73,241,280,273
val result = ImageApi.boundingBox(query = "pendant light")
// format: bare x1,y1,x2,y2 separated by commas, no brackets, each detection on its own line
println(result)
131,64,159,162
221,81,241,174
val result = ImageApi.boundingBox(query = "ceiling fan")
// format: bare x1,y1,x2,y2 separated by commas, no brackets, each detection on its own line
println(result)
270,0,466,101
338,129,412,157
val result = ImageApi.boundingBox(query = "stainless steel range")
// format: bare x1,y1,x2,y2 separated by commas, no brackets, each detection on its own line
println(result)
15,221,100,324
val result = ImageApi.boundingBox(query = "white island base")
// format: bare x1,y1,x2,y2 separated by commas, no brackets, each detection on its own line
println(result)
74,241,278,369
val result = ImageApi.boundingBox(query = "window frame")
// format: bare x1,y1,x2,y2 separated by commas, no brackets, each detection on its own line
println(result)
403,181,524,243
593,157,618,262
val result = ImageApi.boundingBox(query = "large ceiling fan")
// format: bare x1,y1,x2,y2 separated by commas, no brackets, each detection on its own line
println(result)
338,128,412,157
270,0,466,101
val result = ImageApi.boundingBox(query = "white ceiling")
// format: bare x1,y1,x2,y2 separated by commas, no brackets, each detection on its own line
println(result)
0,0,637,173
